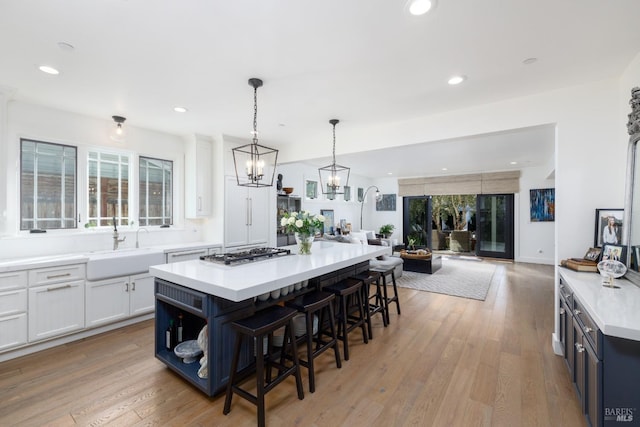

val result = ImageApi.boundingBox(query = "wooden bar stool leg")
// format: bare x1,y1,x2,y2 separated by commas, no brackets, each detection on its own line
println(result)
256,333,266,427
355,289,369,344
305,312,316,393
327,302,342,369
381,274,391,325
223,333,243,415
287,320,305,400
390,270,401,315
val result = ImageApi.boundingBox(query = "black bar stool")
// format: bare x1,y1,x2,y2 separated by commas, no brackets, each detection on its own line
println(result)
324,278,368,361
352,270,387,338
285,290,341,393
223,305,304,427
370,265,401,321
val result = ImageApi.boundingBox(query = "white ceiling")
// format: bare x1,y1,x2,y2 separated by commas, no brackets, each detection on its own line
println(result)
1,0,639,178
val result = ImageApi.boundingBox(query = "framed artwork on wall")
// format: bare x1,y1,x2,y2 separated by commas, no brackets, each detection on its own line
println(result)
344,186,351,202
529,188,555,222
594,208,623,247
376,194,396,211
305,180,318,199
320,209,334,235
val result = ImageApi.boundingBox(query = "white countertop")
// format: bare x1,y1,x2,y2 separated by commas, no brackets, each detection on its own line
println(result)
150,241,391,302
559,268,640,341
0,241,222,273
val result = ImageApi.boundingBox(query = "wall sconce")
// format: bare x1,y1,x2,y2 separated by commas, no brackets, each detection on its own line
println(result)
110,115,126,142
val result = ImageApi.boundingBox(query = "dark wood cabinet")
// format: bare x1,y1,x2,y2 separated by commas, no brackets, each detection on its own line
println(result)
559,275,640,427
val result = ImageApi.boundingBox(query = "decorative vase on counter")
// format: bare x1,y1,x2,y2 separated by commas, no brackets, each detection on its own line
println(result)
295,232,314,255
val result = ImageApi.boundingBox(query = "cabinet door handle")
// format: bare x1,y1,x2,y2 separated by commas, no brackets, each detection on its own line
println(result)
46,284,71,292
131,282,136,291
249,198,253,225
574,309,581,315
559,308,565,315
125,282,129,292
246,198,250,226
583,326,592,333
198,196,202,212
46,272,71,279
575,343,585,353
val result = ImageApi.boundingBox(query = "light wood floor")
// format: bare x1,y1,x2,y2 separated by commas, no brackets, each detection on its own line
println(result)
0,262,586,426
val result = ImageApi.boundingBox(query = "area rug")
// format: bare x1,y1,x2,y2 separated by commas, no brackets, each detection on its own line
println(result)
395,257,497,301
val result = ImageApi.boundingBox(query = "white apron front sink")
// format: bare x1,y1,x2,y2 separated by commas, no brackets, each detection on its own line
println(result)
86,248,165,280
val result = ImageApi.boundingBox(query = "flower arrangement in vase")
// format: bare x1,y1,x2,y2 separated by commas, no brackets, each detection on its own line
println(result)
280,211,325,254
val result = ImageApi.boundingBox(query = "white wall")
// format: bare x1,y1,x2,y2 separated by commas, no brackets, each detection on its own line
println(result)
517,166,555,264
0,100,212,260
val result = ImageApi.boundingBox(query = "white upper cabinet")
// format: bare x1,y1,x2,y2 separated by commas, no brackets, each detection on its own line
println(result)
224,176,271,248
185,135,213,218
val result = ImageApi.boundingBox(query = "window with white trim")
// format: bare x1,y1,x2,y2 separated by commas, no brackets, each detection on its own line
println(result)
139,156,173,226
20,139,77,230
87,150,130,227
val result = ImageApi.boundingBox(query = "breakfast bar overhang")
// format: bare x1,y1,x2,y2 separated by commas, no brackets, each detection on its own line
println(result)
149,241,391,396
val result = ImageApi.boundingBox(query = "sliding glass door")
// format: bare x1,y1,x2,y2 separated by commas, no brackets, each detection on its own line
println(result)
476,194,514,259
403,196,431,249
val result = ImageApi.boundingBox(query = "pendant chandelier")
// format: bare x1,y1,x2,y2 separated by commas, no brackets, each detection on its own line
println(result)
318,119,350,197
232,78,278,187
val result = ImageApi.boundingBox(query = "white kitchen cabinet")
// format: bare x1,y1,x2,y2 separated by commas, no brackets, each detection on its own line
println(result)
86,273,155,328
224,176,270,248
28,279,84,342
185,135,213,218
0,270,28,351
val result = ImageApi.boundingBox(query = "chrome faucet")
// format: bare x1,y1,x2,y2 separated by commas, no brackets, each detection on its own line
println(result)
136,227,148,248
112,217,126,250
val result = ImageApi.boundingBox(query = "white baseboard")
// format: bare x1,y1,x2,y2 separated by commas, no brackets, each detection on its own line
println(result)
517,256,555,265
551,332,563,356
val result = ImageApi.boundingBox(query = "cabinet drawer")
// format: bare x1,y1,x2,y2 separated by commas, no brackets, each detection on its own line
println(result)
28,264,85,287
0,288,27,316
166,249,208,263
0,312,28,352
0,270,28,291
558,281,572,306
573,298,601,358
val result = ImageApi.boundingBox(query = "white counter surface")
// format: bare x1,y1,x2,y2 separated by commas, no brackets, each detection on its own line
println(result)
150,241,391,302
0,241,222,273
559,267,640,341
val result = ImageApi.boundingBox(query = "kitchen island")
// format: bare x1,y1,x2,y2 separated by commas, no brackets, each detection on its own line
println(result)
150,241,390,396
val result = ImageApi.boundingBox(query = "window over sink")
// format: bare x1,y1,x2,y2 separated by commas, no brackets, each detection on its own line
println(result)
20,139,77,230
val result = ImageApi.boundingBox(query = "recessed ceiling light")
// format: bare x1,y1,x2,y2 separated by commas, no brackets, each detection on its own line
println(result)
442,167,448,171
408,0,437,16
173,106,188,113
523,57,537,65
387,172,393,175
448,75,466,85
510,161,518,165
38,65,59,75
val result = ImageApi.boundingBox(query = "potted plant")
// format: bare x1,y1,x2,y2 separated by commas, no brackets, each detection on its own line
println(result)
379,224,395,238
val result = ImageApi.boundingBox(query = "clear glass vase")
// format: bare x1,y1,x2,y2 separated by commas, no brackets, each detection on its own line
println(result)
295,232,314,255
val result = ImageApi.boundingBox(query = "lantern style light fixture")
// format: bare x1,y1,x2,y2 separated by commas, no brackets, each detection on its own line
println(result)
232,78,279,187
110,115,126,142
318,119,350,198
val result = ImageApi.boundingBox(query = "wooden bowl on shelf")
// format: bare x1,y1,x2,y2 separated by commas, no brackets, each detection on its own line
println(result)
283,187,294,195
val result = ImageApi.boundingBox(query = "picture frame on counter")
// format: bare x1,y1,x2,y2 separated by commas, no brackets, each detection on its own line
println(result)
601,244,626,263
594,208,623,247
320,209,334,235
583,247,602,262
